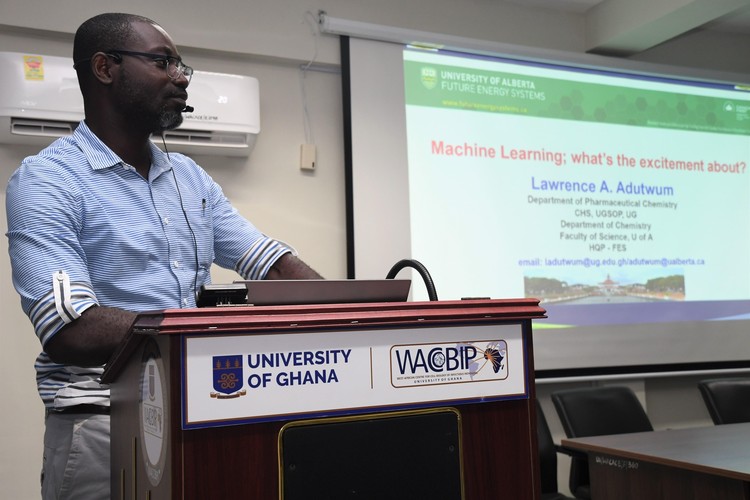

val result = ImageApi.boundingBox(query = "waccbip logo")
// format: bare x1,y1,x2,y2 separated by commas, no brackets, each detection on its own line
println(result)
390,340,507,388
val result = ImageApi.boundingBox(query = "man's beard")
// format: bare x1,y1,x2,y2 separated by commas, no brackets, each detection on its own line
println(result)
157,108,183,133
117,72,184,134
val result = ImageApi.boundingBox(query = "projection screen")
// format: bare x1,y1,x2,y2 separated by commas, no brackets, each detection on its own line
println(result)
341,32,750,377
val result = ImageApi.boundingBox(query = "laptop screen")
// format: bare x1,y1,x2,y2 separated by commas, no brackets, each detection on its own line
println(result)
197,279,411,307
241,279,411,306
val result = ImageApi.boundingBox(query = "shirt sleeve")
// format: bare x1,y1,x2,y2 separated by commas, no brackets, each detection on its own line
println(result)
196,161,293,279
6,159,98,346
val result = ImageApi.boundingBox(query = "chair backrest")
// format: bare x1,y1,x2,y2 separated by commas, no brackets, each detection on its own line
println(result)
551,386,653,439
550,386,653,499
536,400,559,495
698,378,750,425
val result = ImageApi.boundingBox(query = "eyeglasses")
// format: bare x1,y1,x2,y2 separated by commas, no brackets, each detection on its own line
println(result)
105,49,193,82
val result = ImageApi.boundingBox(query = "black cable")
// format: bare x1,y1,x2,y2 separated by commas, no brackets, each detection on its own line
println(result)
386,259,438,301
163,136,201,303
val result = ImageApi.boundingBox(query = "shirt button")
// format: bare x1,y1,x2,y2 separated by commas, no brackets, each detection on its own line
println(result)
173,261,180,268
163,217,170,225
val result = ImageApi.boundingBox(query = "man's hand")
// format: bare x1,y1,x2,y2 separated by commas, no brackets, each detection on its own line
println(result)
265,253,323,280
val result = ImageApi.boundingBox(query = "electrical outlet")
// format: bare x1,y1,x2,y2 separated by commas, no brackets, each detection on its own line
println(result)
300,144,316,170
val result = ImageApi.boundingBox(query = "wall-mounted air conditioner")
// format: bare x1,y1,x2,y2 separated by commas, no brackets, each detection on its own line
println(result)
159,70,260,157
0,51,260,157
0,52,83,145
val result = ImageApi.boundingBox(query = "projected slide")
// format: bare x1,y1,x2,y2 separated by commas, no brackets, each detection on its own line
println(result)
403,49,750,327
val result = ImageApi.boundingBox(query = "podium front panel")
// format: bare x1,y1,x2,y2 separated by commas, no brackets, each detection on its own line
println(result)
182,322,528,429
280,408,463,499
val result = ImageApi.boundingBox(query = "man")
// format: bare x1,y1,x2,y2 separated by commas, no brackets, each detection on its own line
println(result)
5,13,321,499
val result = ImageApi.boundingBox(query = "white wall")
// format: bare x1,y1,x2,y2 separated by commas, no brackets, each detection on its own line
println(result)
1,1,748,498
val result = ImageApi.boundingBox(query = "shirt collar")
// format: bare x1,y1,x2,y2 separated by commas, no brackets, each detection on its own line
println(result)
72,120,173,178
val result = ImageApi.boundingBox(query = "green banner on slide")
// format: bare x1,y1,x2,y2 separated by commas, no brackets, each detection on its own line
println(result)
404,59,750,136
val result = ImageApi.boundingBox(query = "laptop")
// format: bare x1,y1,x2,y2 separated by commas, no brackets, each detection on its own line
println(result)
197,279,411,307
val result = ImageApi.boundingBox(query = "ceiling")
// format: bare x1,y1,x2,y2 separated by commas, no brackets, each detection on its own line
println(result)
504,0,750,56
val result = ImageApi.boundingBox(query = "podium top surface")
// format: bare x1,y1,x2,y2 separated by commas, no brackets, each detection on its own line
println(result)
133,297,545,335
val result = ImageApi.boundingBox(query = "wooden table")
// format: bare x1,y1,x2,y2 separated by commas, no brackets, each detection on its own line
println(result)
561,423,750,500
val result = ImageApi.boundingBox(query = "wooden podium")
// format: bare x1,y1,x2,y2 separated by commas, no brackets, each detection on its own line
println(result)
103,298,545,499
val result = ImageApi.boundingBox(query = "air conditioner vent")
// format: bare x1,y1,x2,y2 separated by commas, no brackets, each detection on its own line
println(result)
155,127,255,157
11,118,77,138
160,129,248,146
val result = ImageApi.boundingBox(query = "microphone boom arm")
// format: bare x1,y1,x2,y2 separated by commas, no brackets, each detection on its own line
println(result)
386,259,438,301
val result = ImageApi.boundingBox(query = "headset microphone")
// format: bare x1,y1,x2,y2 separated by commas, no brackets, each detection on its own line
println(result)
183,105,194,113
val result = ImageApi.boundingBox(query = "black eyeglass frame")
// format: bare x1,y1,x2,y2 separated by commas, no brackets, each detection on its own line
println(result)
105,49,193,82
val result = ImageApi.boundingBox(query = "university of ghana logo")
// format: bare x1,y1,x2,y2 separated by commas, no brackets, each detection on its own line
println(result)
211,355,247,399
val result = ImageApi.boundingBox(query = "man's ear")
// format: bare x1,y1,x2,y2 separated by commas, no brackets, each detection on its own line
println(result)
90,52,116,85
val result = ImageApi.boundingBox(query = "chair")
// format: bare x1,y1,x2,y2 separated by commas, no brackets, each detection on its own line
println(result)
551,386,653,500
536,400,574,500
698,377,750,425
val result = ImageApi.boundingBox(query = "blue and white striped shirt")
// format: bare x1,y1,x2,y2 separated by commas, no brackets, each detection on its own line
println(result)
6,120,292,409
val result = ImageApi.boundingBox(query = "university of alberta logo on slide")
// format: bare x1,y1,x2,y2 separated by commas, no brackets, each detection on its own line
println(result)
211,355,247,399
421,66,438,90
